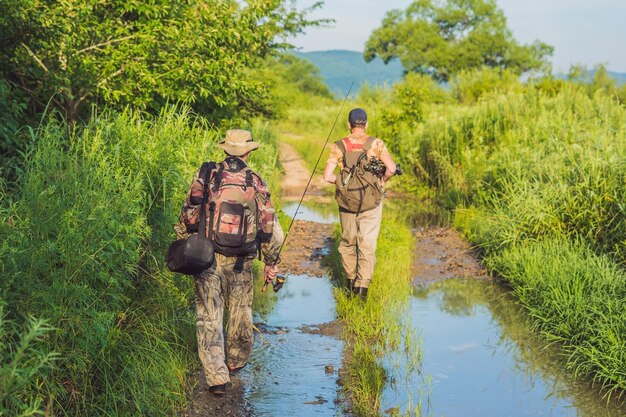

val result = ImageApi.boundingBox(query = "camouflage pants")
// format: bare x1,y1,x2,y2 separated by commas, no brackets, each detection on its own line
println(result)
194,253,254,387
338,202,383,288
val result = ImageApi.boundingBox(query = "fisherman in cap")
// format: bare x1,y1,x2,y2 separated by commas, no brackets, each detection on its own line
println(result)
323,108,397,300
176,129,284,396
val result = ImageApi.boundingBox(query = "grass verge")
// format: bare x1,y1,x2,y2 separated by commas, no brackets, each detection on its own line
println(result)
329,209,421,416
0,108,282,416
390,86,626,399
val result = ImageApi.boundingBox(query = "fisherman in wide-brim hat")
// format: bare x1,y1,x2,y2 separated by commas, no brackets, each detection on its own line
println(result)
217,129,260,156
175,127,284,396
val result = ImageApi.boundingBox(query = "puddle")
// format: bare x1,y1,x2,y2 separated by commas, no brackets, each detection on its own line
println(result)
282,197,450,228
380,278,626,417
282,201,339,224
384,197,451,229
241,274,343,416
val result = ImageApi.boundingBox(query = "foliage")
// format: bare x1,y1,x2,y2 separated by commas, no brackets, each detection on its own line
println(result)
364,0,553,82
0,306,57,417
568,64,626,105
0,107,282,416
377,72,449,141
0,0,321,124
263,53,334,115
451,66,522,104
0,79,30,180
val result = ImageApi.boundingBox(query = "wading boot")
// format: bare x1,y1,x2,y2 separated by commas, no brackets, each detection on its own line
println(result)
208,383,226,396
351,285,360,298
355,287,368,301
228,363,246,375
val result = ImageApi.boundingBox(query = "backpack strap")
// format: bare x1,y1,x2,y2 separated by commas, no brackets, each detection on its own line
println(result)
245,169,254,189
335,139,347,168
198,161,216,240
335,139,347,154
212,163,225,193
363,136,376,151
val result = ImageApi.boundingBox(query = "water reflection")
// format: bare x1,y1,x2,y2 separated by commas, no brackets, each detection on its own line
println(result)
384,197,451,229
382,279,626,417
282,194,450,228
282,201,339,224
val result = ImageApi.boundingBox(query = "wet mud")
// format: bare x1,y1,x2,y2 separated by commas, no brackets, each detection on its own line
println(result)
413,227,489,284
183,370,251,417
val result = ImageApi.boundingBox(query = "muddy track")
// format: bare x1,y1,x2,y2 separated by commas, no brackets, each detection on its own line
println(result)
279,142,331,202
412,227,490,284
185,140,491,416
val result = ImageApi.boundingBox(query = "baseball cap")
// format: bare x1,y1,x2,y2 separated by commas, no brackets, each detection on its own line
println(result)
348,108,367,127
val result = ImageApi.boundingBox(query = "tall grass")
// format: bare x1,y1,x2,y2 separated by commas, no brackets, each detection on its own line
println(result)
485,238,626,397
0,107,282,415
380,84,626,398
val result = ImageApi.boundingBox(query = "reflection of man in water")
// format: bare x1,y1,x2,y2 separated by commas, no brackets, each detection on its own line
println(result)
322,108,397,300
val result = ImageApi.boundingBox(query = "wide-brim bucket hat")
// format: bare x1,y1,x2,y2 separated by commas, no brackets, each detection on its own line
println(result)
217,129,260,156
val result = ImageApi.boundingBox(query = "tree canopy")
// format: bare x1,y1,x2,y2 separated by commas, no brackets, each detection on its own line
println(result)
0,0,321,122
364,0,553,82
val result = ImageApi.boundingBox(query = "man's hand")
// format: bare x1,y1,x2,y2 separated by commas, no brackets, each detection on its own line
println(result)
264,264,278,284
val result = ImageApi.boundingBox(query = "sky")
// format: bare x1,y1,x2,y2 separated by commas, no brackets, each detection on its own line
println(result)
289,0,626,73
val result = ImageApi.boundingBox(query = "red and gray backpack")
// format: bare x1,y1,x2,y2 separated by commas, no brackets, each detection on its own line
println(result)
186,157,275,258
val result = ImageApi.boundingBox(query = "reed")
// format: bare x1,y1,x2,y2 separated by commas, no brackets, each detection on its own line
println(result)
330,213,419,416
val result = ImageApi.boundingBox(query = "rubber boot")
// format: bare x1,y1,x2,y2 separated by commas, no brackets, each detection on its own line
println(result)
347,279,355,293
356,287,368,301
351,285,360,297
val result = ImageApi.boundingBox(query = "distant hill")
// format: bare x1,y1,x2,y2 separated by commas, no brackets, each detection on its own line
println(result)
295,50,626,95
293,50,403,97
555,69,626,85
608,71,626,84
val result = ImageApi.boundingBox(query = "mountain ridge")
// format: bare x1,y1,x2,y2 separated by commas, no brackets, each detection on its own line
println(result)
292,49,403,96
294,49,626,93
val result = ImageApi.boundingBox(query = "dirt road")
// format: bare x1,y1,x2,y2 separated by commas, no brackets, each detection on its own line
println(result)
278,142,331,202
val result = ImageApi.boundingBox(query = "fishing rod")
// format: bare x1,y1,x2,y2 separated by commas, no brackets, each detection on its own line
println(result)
262,82,355,292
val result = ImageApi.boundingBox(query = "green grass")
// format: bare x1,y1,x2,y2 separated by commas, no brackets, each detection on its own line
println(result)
377,84,626,399
485,238,626,398
329,212,419,416
0,107,283,416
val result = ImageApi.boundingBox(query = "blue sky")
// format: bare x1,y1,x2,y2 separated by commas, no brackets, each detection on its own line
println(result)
290,0,626,73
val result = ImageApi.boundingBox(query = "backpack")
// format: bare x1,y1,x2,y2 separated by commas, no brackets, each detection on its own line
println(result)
185,157,275,258
334,137,383,213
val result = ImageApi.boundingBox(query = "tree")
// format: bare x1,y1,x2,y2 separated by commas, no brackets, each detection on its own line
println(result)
364,0,553,82
0,0,322,123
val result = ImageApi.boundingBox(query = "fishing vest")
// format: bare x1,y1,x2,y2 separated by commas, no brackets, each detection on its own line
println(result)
334,136,384,213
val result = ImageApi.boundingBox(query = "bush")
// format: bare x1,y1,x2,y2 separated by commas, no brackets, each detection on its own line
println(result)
451,67,523,104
